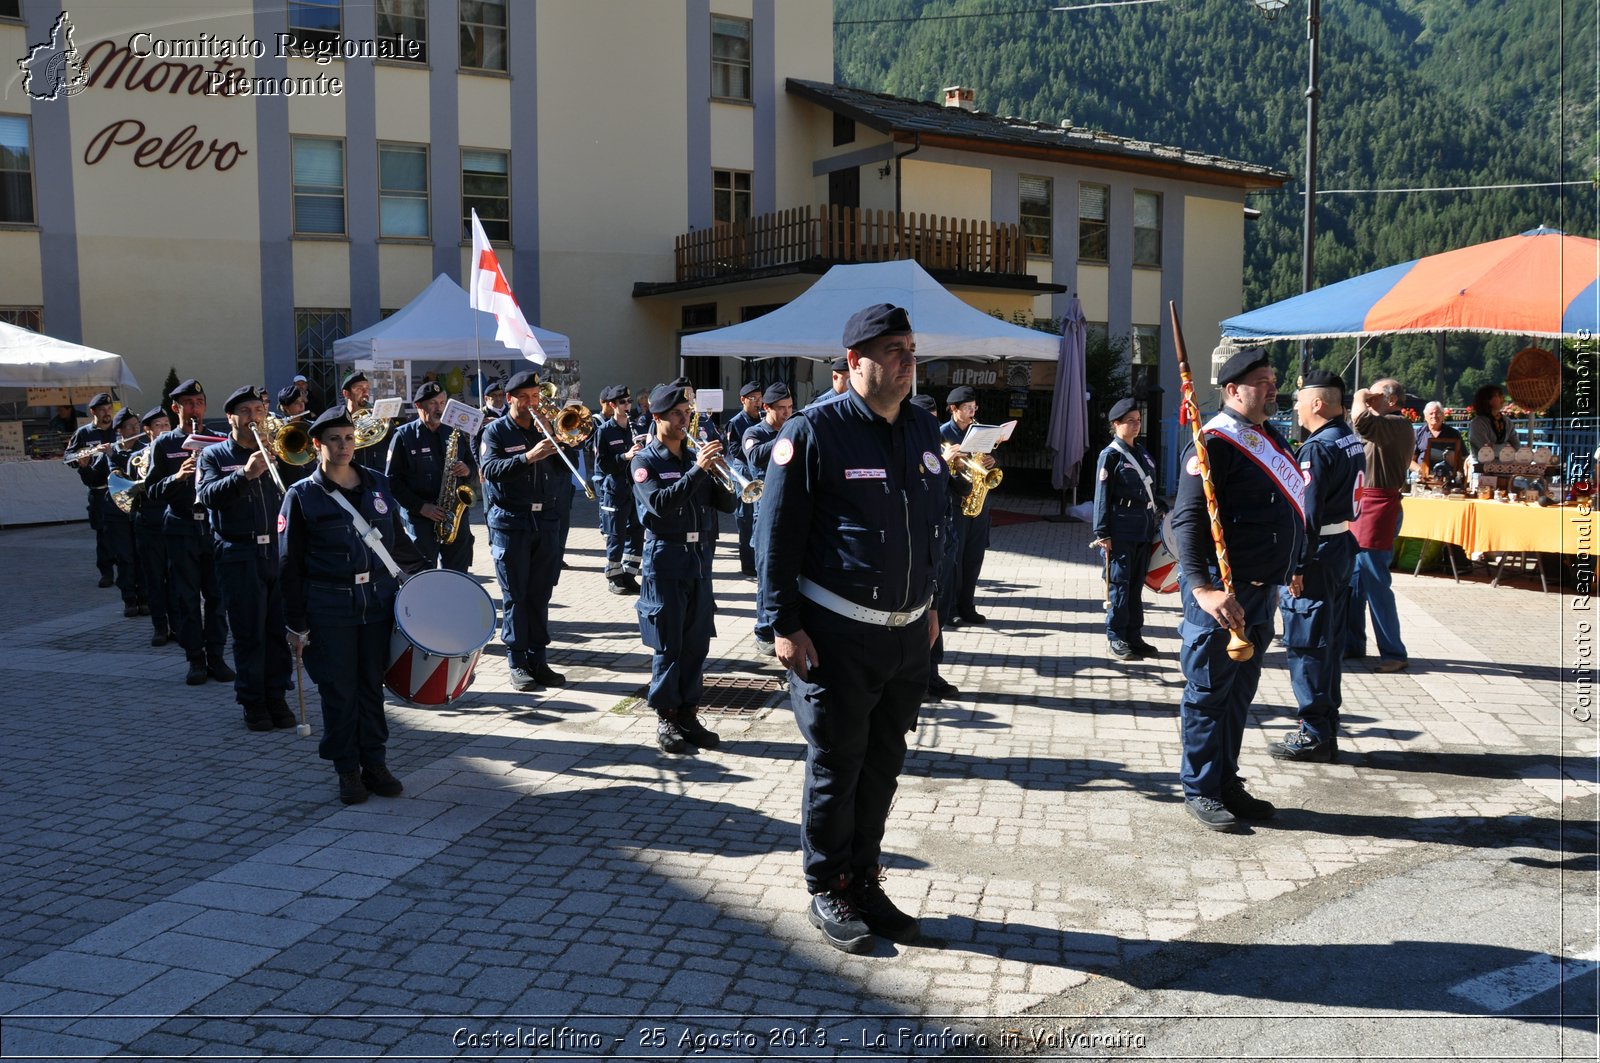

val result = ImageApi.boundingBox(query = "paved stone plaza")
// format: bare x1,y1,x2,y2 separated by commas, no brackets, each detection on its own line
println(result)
0,498,1594,1060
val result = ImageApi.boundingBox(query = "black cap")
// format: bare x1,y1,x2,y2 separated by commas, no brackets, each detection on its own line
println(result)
830,355,849,373
668,375,693,389
308,406,354,440
1108,397,1140,422
761,382,791,404
842,303,912,349
909,393,937,414
140,406,167,427
1299,369,1345,393
112,407,138,429
485,379,505,396
649,384,690,415
340,370,368,391
946,385,978,406
87,392,113,409
413,380,444,403
1216,347,1271,387
223,385,267,413
739,381,762,398
597,385,616,404
276,384,301,406
505,370,540,395
169,379,204,400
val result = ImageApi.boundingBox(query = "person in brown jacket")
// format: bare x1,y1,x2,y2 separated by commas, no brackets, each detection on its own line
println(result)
1347,379,1412,672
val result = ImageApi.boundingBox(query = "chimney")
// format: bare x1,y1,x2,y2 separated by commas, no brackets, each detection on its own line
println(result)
942,85,976,112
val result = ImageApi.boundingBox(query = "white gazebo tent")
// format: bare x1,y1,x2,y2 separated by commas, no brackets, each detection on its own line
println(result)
0,321,140,390
678,260,1061,362
332,274,570,362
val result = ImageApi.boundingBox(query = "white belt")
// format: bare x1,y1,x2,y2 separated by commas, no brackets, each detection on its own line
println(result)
799,577,930,628
1320,521,1349,535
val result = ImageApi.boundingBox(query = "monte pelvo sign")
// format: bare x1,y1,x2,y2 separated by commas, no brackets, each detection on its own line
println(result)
74,29,418,172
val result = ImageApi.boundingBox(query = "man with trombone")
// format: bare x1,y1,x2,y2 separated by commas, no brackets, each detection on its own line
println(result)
66,391,119,587
142,379,233,688
197,386,296,732
387,380,478,574
479,370,570,691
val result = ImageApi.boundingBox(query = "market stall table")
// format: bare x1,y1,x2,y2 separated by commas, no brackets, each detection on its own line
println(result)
1399,495,1595,591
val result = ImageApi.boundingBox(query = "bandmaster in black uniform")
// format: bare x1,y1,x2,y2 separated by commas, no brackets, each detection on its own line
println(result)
1171,347,1302,832
755,303,953,952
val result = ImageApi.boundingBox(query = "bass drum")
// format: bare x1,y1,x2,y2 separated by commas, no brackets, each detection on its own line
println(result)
1144,514,1180,594
385,568,497,706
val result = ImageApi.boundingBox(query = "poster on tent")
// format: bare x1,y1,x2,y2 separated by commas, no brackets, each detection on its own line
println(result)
25,387,113,407
353,359,410,406
0,421,24,460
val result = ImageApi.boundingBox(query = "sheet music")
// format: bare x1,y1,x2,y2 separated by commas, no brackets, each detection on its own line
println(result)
958,420,1017,455
441,399,485,436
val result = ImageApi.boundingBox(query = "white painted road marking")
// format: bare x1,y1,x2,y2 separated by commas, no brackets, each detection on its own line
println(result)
1448,944,1600,1011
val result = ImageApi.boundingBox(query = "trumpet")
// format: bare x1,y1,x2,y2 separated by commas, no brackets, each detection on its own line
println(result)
687,432,764,504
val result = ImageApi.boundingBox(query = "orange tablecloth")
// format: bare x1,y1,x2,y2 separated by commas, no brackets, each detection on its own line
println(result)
1399,496,1597,554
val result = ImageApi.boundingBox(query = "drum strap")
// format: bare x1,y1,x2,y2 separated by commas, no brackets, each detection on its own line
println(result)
1109,439,1159,513
327,489,406,582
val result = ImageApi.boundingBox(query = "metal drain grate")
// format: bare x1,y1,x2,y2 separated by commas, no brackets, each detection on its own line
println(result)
697,674,784,717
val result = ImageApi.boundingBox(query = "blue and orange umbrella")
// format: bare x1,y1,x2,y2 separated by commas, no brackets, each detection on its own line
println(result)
1222,227,1599,342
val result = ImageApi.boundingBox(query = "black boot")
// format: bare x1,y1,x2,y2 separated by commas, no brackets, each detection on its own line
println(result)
337,770,368,805
265,695,296,729
206,653,236,683
185,657,208,686
241,701,273,732
656,716,689,754
676,710,720,749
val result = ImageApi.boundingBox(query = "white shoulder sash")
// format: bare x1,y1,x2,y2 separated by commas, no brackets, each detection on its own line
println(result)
1202,413,1306,522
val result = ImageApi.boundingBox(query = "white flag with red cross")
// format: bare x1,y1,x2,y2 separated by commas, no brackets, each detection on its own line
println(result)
468,209,547,364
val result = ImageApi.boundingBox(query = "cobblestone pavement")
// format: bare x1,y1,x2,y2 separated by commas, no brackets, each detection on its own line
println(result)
0,496,1595,1060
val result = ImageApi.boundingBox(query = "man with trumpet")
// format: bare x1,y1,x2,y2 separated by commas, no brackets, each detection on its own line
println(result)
93,408,148,617
67,391,119,588
386,380,477,573
142,379,233,688
479,370,569,691
1171,347,1302,832
632,383,739,754
197,386,296,732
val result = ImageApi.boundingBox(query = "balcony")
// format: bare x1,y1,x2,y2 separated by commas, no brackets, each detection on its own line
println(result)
634,205,1061,298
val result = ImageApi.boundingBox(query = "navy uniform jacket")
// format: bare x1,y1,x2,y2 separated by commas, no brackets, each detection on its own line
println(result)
478,413,564,531
142,427,211,535
350,407,388,474
741,420,781,479
1171,408,1303,588
68,424,116,489
593,419,636,485
278,466,413,632
196,438,284,565
91,445,135,523
386,419,477,521
1297,418,1366,572
128,441,166,531
756,387,950,636
724,409,758,473
1091,441,1161,544
632,439,738,555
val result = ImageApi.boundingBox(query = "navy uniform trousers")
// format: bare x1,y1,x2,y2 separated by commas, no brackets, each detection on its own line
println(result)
1280,532,1356,742
401,511,474,573
735,500,756,572
489,516,560,669
1178,572,1277,800
98,492,141,604
597,478,643,579
306,611,391,773
216,546,292,705
791,602,929,892
135,522,171,635
637,537,716,716
168,523,228,663
1106,539,1154,644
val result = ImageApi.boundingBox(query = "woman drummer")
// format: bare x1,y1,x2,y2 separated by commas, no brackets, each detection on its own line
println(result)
279,407,421,805
1090,397,1163,660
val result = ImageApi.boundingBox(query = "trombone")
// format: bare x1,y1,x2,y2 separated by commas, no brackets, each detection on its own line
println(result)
531,383,596,501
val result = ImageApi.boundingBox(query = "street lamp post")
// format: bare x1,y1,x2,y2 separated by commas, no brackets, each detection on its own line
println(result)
1251,0,1321,398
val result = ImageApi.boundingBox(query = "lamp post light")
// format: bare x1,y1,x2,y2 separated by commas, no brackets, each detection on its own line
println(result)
1250,0,1320,402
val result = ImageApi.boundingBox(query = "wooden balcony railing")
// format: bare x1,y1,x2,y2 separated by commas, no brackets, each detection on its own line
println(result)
674,204,1030,282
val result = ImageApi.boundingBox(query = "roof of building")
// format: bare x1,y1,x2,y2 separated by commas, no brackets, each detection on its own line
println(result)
787,79,1289,190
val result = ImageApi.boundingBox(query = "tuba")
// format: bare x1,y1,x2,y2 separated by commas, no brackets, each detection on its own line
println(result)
957,454,1003,518
436,428,476,545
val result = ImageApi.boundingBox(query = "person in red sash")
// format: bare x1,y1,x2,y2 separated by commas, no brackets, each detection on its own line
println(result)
1347,379,1413,672
1170,348,1303,832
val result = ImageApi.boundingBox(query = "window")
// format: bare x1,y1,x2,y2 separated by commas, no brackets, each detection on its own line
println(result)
286,0,341,52
1134,190,1162,266
0,307,42,331
460,0,506,71
376,0,426,62
1132,324,1159,365
713,169,751,224
682,303,717,330
292,137,345,235
1019,174,1052,257
0,1,21,20
833,114,856,147
0,114,33,224
1078,183,1108,262
462,149,509,241
294,308,351,408
378,143,428,238
711,16,751,101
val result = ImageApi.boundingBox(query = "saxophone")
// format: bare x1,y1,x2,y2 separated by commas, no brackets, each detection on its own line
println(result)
436,428,475,545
